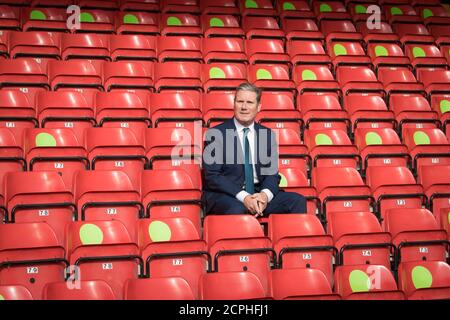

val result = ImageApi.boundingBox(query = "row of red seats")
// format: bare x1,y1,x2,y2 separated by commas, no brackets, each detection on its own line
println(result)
0,59,449,110
2,89,448,136
1,32,449,72
0,2,449,40
0,162,449,242
0,214,449,300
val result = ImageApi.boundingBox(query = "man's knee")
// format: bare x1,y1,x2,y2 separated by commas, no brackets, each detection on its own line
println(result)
283,192,307,214
214,200,248,215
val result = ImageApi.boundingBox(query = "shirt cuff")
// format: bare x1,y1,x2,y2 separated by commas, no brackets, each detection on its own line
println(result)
236,191,251,203
261,189,274,203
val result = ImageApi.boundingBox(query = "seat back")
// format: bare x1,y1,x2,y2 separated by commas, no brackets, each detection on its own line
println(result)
43,280,116,300
270,268,340,300
199,271,268,300
0,222,66,300
124,277,195,300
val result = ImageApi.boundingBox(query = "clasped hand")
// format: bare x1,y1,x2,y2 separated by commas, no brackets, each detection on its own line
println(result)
243,192,268,217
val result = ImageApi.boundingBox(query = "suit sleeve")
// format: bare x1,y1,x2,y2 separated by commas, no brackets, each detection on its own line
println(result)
202,129,243,197
259,129,280,197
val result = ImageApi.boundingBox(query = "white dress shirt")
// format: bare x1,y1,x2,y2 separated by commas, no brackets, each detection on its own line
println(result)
233,118,274,204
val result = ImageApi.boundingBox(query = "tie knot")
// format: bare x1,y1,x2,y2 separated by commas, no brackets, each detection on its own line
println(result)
243,127,250,135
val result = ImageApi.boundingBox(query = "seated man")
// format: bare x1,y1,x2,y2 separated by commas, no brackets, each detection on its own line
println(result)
202,83,306,216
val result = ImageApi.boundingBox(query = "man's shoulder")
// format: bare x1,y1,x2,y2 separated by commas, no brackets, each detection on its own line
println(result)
205,119,234,133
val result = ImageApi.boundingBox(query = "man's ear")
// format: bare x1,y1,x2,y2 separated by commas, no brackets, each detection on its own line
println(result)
257,102,261,112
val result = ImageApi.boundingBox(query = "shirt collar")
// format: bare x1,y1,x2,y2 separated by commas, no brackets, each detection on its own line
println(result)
233,117,255,133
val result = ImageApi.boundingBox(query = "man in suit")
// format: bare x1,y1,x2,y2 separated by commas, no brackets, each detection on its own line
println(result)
202,83,307,216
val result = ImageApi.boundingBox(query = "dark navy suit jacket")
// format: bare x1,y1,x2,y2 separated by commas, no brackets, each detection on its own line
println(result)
202,118,280,212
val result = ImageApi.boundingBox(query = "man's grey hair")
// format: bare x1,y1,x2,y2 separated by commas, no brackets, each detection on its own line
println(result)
235,82,262,105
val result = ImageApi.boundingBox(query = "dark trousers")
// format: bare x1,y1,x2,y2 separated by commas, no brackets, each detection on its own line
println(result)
204,191,307,216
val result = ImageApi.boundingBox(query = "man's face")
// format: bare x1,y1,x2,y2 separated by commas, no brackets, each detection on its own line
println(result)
234,89,261,127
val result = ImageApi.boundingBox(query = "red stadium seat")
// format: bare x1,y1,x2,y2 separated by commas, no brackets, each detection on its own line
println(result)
248,65,295,99
199,271,269,300
200,0,239,15
245,39,290,66
160,13,202,37
154,61,202,93
0,59,49,101
48,60,103,94
8,31,60,62
293,64,340,97
118,0,160,12
238,0,276,16
124,277,195,300
377,66,425,101
43,280,116,300
242,16,285,40
150,91,202,129
24,128,89,188
288,39,330,66
0,128,25,219
304,129,360,170
0,90,38,144
61,33,110,61
85,127,146,188
403,128,450,176
73,170,143,243
201,14,244,38
343,94,396,132
268,214,335,286
398,260,450,300
384,208,448,265
202,37,246,65
75,9,114,34
256,92,302,138
278,167,319,215
204,215,274,295
102,61,154,103
389,95,440,138
419,165,450,228
355,128,410,172
405,43,447,71
202,63,247,92
328,211,393,268
0,285,33,300
366,166,425,226
145,127,202,170
4,171,75,243
78,0,119,10
109,35,157,62
140,169,202,232
95,91,150,133
157,35,202,63
282,17,323,43
275,128,310,177
298,95,349,135
22,7,68,33
367,42,409,71
202,91,235,127
334,265,405,300
270,268,340,300
0,5,20,31
160,0,200,14
311,167,373,218
336,65,384,98
115,11,159,35
36,91,95,143
0,222,67,300
276,0,312,19
66,220,142,299
138,217,209,299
